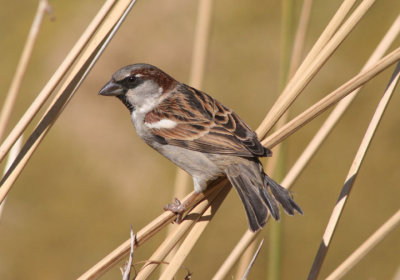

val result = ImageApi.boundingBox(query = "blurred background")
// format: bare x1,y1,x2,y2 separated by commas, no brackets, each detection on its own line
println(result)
0,0,400,279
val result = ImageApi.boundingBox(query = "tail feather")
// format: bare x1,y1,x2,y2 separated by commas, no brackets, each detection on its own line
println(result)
227,170,268,231
226,161,302,232
264,174,303,216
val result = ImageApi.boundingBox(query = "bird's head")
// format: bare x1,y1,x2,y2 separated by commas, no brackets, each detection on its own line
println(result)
99,63,177,113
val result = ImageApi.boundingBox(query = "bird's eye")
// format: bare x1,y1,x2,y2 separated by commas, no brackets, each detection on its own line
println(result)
128,75,136,82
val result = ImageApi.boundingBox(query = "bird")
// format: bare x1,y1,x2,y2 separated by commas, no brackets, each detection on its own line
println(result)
99,63,302,232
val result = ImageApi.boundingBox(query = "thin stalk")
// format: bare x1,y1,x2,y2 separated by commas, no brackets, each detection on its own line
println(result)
262,46,400,149
212,19,398,278
0,136,22,219
0,0,137,205
257,0,375,139
326,208,400,280
78,180,226,279
135,181,228,280
159,183,231,279
267,1,294,278
307,61,400,280
165,0,214,268
0,0,51,142
0,0,118,163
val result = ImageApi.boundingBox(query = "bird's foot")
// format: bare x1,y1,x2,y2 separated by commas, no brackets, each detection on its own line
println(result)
164,197,186,223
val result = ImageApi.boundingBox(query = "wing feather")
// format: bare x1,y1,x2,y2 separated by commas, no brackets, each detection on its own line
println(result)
145,85,271,158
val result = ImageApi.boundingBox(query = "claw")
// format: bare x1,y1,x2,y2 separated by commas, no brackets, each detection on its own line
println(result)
164,197,186,223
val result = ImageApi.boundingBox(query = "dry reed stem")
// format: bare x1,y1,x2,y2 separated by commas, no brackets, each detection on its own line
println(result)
169,0,213,198
326,208,400,280
135,181,226,280
0,137,22,219
162,2,214,277
159,184,231,279
166,0,214,259
288,0,312,77
212,230,260,280
0,0,136,205
240,239,264,280
262,46,400,149
0,0,51,142
121,226,135,280
212,21,400,277
281,15,400,188
256,0,374,139
234,239,258,279
0,0,118,163
307,61,400,280
78,180,226,279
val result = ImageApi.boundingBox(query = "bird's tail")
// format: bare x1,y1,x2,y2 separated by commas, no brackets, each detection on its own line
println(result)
225,161,302,232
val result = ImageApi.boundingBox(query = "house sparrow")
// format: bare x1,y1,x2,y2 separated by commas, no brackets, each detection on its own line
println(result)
99,63,302,231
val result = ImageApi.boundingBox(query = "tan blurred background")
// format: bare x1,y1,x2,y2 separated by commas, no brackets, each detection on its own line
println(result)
1,0,400,279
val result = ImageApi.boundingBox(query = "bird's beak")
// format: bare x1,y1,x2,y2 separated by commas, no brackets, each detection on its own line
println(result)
99,80,125,96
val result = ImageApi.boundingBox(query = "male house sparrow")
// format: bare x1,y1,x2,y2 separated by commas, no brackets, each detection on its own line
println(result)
99,63,302,232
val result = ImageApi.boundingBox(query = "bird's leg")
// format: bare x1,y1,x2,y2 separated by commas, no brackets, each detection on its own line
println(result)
163,192,201,223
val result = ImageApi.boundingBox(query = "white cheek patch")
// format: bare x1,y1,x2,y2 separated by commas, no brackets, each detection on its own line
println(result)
145,119,177,129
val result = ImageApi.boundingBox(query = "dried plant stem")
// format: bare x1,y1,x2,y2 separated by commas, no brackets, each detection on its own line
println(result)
240,239,264,280
289,0,312,76
212,20,399,277
0,136,22,219
167,0,214,235
307,61,400,280
0,0,51,142
234,239,257,279
262,46,400,149
0,0,118,163
135,181,227,280
0,0,137,205
189,0,213,89
212,230,260,280
160,183,231,279
281,15,400,188
326,208,400,280
78,180,226,279
257,0,375,139
165,1,214,273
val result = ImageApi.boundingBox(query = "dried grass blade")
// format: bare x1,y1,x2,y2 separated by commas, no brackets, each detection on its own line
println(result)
256,0,375,138
0,137,22,219
0,0,51,142
326,208,400,280
78,180,226,279
167,0,214,249
212,230,260,280
0,0,137,205
135,181,227,280
282,15,400,188
240,239,264,280
307,61,400,280
262,46,400,149
160,183,231,280
0,0,118,163
213,21,400,277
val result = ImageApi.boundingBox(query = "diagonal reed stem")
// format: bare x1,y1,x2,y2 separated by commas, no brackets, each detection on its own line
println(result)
134,181,227,280
212,17,400,279
0,0,137,205
0,0,51,142
262,46,400,149
256,0,375,139
307,61,400,280
0,0,119,163
326,208,400,280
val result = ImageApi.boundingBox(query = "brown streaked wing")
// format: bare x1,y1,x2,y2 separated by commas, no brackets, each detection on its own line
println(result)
145,85,271,158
